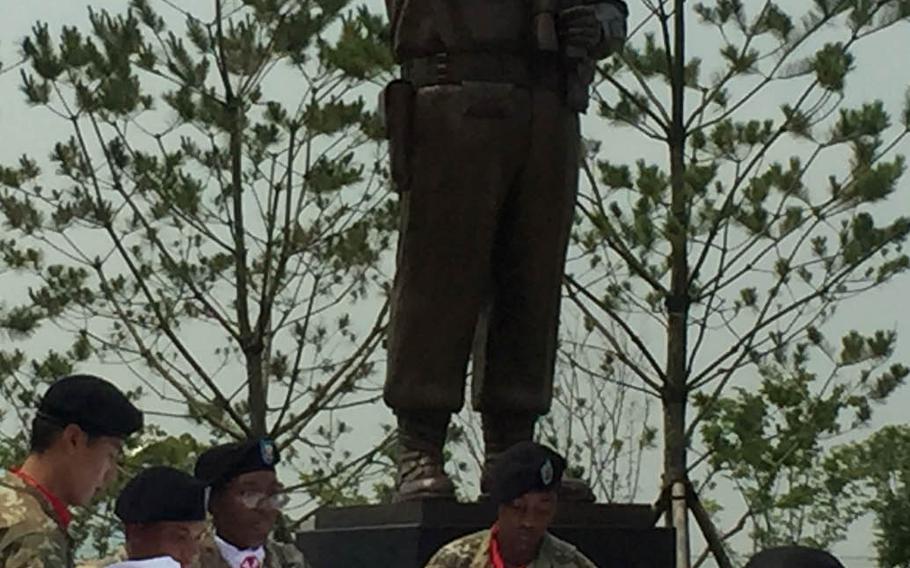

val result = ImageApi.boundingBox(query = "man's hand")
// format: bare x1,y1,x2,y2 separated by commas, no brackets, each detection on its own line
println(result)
556,5,603,55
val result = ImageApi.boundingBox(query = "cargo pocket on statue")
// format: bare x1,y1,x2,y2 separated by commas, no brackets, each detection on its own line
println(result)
459,82,515,119
380,79,416,192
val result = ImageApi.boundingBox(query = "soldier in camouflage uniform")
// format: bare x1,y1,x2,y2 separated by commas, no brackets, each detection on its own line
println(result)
194,531,306,568
427,530,597,568
0,374,143,568
425,442,596,568
192,438,308,568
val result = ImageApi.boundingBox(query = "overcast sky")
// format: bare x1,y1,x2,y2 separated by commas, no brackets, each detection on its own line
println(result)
1,2,908,567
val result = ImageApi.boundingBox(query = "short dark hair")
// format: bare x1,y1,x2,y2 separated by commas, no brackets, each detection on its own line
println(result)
29,414,102,454
29,415,63,453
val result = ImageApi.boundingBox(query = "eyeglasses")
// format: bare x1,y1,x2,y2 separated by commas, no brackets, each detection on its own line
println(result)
234,490,290,510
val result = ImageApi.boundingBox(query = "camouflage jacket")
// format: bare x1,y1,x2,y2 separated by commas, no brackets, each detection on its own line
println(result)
193,530,309,568
75,547,126,568
425,529,598,568
0,470,74,568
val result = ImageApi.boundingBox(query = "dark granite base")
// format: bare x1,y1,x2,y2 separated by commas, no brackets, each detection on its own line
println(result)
296,501,674,567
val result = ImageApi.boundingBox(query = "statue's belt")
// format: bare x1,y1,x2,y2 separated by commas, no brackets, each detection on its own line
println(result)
401,52,562,90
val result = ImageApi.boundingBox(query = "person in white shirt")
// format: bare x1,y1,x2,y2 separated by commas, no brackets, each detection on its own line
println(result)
107,466,208,568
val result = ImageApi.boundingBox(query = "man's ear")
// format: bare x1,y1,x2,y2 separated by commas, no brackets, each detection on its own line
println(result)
60,423,87,452
123,523,147,556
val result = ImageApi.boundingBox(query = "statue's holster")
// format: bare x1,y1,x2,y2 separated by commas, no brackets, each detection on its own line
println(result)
380,79,415,193
533,0,596,113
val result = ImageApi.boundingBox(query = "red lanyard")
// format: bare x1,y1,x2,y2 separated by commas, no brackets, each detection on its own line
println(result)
10,468,72,530
489,524,527,568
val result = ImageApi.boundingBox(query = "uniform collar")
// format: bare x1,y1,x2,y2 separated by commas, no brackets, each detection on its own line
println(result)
106,557,181,568
489,524,529,568
214,533,266,568
10,467,73,530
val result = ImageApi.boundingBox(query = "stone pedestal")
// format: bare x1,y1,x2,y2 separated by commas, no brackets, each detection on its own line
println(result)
297,501,674,567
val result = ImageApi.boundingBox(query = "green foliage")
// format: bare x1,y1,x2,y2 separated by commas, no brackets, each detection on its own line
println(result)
696,331,906,549
1,0,396,555
571,0,910,562
827,426,910,568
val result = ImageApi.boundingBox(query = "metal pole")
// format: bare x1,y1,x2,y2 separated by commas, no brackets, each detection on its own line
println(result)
672,481,691,568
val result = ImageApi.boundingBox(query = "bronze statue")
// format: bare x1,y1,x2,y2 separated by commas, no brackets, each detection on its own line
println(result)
381,0,629,501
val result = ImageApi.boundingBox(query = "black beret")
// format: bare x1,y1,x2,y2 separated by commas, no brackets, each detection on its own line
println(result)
194,438,280,486
745,547,845,568
115,466,208,524
37,374,143,438
490,441,566,505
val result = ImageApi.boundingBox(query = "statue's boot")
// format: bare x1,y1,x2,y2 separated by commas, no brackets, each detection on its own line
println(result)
479,412,596,503
394,411,456,501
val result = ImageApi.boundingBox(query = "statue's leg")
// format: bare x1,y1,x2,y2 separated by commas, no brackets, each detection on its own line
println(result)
473,87,594,501
477,411,537,495
385,83,529,500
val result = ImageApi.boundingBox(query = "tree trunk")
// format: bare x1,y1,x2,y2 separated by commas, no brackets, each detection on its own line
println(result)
247,346,268,438
688,483,734,568
665,1,691,567
226,90,267,438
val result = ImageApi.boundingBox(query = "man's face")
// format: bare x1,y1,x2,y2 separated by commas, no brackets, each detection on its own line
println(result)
210,470,283,549
496,491,558,564
127,521,206,568
62,427,123,506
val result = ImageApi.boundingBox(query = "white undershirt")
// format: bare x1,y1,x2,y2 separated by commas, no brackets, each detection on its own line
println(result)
214,533,267,568
107,557,181,568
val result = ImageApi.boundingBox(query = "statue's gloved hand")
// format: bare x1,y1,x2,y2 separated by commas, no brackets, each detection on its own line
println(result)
594,1,628,54
556,5,603,54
